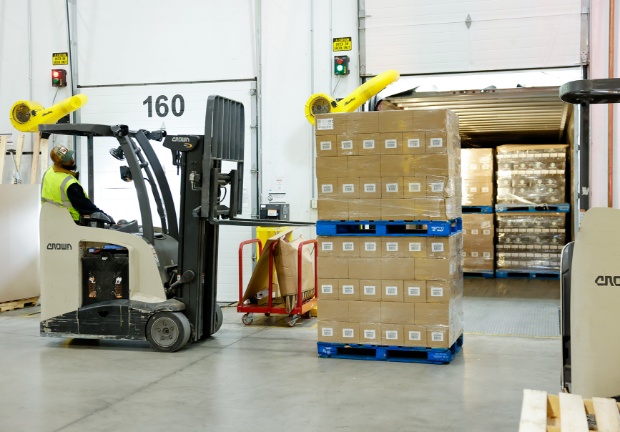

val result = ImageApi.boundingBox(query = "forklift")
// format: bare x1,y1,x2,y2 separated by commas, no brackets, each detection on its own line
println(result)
559,79,620,398
39,96,311,352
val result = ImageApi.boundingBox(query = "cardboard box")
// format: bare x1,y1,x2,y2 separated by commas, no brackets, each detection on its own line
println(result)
381,258,416,280
337,134,358,156
381,199,416,220
358,133,381,155
381,154,415,177
402,237,428,258
425,131,449,154
381,302,415,324
404,280,427,303
348,257,382,279
380,133,404,155
348,155,381,178
415,302,450,326
403,176,426,198
426,325,450,348
426,176,458,199
411,109,459,132
318,320,340,342
381,237,406,258
381,279,404,302
413,197,461,220
315,113,347,136
318,279,339,300
338,237,359,257
318,237,337,257
382,177,404,198
425,279,453,303
403,324,427,347
318,256,350,279
347,111,379,134
359,178,382,199
318,178,338,199
427,234,459,259
339,178,360,199
317,199,348,220
315,135,338,157
359,279,382,301
359,237,382,258
359,323,382,343
414,256,459,280
462,180,494,206
349,301,381,323
379,110,414,132
316,156,347,179
414,154,458,177
403,131,426,155
461,148,493,178
348,199,381,220
318,299,349,322
339,279,360,301
339,322,360,344
381,324,404,345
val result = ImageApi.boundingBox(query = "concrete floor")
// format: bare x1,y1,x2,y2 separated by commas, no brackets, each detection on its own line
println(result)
0,279,561,432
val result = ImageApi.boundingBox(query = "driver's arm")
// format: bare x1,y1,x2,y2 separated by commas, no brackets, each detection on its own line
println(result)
66,182,104,216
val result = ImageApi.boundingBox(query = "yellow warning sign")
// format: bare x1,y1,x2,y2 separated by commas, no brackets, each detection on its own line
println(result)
52,52,69,65
333,37,352,52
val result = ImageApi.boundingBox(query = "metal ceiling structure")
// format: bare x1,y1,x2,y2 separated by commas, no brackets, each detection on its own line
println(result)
384,86,572,146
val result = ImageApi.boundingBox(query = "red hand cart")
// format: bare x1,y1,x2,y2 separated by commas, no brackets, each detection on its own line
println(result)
238,238,318,327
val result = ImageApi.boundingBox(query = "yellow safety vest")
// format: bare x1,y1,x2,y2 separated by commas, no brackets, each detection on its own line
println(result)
41,167,82,221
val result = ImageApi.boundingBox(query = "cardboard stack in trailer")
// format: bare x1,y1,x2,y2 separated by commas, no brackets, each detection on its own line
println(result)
314,109,464,350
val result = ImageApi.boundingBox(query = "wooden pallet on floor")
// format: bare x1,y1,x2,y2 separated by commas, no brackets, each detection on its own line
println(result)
0,296,39,313
519,389,620,431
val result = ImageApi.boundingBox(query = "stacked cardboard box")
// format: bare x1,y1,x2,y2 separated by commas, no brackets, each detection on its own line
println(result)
496,144,568,205
462,214,494,272
495,212,566,272
314,110,464,349
316,234,464,348
315,110,462,221
461,148,493,206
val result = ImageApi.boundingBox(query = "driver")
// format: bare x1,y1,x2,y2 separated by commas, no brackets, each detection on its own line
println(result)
41,145,113,225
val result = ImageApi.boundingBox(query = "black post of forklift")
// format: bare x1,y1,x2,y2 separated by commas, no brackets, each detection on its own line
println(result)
39,95,312,351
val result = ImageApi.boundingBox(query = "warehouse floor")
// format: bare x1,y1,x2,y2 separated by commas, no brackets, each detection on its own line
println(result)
0,278,560,432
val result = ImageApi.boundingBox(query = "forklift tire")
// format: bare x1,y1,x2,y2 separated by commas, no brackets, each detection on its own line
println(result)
146,311,191,352
214,303,223,333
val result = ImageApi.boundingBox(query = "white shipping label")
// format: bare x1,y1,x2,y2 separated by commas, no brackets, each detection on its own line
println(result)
431,242,445,252
322,327,334,337
430,137,443,148
342,328,354,338
386,242,398,252
482,187,490,193
483,252,491,258
471,252,479,258
385,286,398,296
364,183,377,193
342,242,354,251
362,139,375,149
408,182,421,192
386,183,399,193
386,330,398,340
320,141,332,151
408,331,422,341
342,285,355,295
471,229,479,235
483,229,491,235
431,332,444,342
321,242,333,251
430,287,444,297
341,140,353,150
430,182,444,192
481,221,492,228
408,286,420,296
407,138,421,148
342,184,355,193
385,139,398,149
365,242,377,252
321,184,333,193
409,242,422,252
481,163,491,170
316,118,334,130
364,285,376,295
321,285,333,294
364,330,376,340
470,187,478,193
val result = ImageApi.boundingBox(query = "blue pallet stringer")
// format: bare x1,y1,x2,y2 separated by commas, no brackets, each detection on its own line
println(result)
317,335,464,365
495,270,560,280
462,206,494,214
495,203,570,213
315,218,462,237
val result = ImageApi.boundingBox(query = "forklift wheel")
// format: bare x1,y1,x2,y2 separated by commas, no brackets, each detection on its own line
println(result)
146,312,191,352
214,303,223,333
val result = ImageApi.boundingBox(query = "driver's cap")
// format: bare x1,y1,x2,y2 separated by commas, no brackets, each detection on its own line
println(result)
50,145,75,164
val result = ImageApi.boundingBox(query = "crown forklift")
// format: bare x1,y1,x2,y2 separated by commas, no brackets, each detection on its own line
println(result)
39,96,310,352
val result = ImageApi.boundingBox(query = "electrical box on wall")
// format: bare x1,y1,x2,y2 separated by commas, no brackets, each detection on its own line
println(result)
259,204,289,221
51,69,67,87
334,56,350,75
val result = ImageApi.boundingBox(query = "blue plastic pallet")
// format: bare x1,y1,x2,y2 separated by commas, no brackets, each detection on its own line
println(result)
317,335,463,365
462,206,494,214
315,218,462,237
495,270,560,280
495,203,570,213
464,271,495,279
